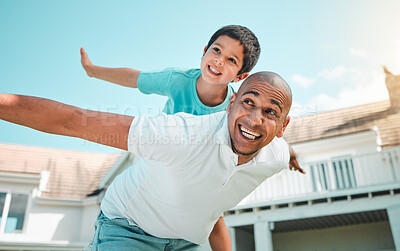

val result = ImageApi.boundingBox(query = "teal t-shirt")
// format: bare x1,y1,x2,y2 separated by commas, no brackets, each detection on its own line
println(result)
137,68,234,115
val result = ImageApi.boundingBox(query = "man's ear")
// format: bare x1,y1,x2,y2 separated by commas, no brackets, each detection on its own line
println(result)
233,72,249,83
276,116,290,138
203,46,208,56
226,92,237,114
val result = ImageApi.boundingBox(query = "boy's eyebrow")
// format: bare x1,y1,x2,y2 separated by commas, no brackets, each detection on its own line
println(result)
242,91,283,112
214,42,242,63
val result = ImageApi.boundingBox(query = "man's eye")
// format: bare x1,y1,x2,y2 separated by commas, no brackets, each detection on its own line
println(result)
265,109,277,116
244,99,253,105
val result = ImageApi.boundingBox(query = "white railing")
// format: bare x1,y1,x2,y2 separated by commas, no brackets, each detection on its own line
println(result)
239,147,400,205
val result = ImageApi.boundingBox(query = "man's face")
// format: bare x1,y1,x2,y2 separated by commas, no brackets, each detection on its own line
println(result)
226,79,291,164
200,35,247,85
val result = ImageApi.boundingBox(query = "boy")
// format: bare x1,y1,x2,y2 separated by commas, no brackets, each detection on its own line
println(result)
81,25,260,115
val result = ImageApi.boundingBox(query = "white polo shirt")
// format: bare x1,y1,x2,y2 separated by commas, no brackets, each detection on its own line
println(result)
101,111,289,244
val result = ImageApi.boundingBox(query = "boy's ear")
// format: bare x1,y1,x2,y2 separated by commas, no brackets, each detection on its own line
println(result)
203,46,208,56
233,72,249,83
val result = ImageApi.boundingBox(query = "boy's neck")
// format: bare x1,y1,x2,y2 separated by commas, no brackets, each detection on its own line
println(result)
196,76,229,107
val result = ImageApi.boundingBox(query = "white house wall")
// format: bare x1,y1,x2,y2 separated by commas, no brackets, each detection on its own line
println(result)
291,130,378,163
80,198,101,242
273,221,395,251
28,201,83,241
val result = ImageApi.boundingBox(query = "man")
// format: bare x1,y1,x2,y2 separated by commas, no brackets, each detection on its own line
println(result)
0,71,296,250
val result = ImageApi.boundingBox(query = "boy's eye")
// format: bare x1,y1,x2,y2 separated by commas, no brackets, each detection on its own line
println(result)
213,47,220,53
229,58,237,64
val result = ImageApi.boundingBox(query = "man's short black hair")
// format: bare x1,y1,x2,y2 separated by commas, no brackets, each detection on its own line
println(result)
206,25,261,75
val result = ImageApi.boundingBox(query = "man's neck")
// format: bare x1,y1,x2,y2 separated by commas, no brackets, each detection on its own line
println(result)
196,76,228,107
237,155,254,166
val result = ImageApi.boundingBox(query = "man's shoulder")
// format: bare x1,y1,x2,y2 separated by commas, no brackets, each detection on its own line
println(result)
256,137,290,164
172,111,226,128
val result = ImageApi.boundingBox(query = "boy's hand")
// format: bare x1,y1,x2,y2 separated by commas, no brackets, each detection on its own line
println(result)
288,145,306,174
80,47,95,77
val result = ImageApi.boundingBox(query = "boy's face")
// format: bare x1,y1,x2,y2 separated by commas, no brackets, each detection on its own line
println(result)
226,78,291,164
200,35,248,85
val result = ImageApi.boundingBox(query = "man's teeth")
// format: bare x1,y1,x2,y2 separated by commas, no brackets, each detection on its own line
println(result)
240,126,260,140
210,66,221,74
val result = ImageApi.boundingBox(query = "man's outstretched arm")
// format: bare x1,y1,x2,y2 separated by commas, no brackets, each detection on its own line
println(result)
0,94,134,150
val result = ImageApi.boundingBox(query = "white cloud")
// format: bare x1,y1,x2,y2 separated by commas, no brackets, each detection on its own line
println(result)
318,66,347,80
308,69,389,112
291,74,316,88
350,48,368,58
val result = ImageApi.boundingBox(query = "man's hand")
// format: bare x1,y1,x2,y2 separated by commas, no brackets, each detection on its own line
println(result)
80,47,95,77
288,144,305,174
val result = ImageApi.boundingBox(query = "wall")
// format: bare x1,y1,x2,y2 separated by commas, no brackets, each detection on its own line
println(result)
292,131,378,163
80,199,101,242
273,221,395,251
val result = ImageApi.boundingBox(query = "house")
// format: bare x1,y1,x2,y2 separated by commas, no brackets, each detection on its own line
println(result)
0,67,399,250
223,67,400,251
0,143,125,250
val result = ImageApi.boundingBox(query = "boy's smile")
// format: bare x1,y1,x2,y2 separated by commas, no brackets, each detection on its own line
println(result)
200,35,247,86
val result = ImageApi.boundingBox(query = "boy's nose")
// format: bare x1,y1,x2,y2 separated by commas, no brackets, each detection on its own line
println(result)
214,57,224,66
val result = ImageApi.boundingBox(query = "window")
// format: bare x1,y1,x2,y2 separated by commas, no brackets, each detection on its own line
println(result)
0,192,29,234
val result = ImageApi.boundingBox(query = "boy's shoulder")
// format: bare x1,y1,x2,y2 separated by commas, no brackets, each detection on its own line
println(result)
162,67,201,79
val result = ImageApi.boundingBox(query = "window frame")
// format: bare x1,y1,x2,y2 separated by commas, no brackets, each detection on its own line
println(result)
0,190,31,235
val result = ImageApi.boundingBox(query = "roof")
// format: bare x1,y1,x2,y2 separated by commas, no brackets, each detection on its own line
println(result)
0,143,122,199
284,100,400,148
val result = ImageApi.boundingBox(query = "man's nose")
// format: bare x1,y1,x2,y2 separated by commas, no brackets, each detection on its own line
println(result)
249,109,263,126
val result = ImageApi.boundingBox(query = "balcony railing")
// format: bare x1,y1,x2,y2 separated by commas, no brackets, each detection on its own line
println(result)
239,147,400,206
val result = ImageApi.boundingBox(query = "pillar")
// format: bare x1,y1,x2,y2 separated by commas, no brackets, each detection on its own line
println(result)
387,205,400,251
254,221,274,251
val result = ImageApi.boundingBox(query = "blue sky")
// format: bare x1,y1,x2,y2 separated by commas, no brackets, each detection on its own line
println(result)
1,0,399,153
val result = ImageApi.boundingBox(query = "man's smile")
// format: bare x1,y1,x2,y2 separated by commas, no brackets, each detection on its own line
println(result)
239,125,261,140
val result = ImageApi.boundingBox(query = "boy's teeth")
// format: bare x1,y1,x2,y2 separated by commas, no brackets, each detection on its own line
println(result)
210,66,221,74
240,126,260,140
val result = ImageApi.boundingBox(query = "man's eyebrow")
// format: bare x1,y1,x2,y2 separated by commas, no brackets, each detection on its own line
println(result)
271,99,282,112
242,91,259,97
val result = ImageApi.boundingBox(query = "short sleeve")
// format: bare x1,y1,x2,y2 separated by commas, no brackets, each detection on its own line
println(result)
137,68,174,96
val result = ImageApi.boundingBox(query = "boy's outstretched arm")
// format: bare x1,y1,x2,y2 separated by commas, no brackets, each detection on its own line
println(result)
0,94,133,150
80,47,141,88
